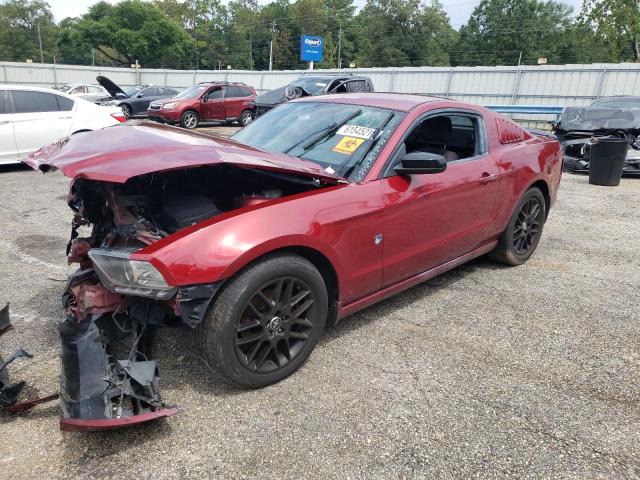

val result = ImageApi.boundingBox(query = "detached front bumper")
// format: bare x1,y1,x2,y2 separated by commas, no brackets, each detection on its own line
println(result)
563,154,640,175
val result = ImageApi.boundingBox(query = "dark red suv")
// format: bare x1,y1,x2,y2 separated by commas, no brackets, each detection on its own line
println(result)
147,82,256,128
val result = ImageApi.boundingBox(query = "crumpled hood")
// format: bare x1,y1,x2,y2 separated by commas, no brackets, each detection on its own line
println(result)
22,121,342,184
559,106,640,131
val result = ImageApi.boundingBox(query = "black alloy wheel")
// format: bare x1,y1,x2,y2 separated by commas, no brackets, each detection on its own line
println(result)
512,197,542,255
234,277,316,373
489,187,546,266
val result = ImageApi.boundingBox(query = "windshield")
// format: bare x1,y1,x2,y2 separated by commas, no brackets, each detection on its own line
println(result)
123,86,143,97
591,97,640,108
232,102,404,180
174,85,207,99
289,78,335,96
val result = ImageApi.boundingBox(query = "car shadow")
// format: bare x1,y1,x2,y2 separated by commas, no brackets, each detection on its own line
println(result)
0,164,30,174
157,256,502,398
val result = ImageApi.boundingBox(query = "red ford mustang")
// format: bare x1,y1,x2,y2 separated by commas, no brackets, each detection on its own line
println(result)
25,93,562,430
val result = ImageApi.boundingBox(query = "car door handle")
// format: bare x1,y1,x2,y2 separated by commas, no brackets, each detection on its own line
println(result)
59,116,73,120
479,172,499,184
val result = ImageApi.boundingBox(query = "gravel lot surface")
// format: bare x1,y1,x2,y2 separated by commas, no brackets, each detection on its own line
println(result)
0,137,639,479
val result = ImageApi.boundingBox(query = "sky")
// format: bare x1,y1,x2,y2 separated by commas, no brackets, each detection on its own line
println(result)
47,0,584,30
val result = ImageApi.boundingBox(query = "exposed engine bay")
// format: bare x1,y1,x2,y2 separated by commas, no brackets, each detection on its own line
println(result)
58,164,323,430
554,106,640,174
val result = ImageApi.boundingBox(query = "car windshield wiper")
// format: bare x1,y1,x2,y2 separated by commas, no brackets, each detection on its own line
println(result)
283,109,362,155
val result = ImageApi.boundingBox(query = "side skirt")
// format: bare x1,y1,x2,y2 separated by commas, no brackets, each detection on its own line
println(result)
338,241,497,320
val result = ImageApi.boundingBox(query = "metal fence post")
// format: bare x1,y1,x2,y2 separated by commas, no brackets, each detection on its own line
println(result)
389,69,397,92
164,71,168,87
445,68,454,96
259,71,265,93
595,67,608,99
1,64,7,83
192,70,197,85
511,68,523,105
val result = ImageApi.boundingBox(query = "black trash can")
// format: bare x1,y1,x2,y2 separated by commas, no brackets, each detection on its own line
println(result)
588,137,628,186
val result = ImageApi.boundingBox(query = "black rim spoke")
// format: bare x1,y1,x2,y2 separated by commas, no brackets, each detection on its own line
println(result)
512,197,542,255
234,276,317,374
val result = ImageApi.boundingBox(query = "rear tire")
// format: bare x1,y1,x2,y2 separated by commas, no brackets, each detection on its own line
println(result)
121,104,132,120
198,254,328,388
180,110,199,129
489,187,546,266
238,109,254,127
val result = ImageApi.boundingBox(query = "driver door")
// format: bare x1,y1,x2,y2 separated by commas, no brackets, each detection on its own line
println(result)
380,111,501,287
200,86,226,121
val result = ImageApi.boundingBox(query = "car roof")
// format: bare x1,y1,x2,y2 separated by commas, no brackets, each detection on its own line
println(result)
293,92,448,112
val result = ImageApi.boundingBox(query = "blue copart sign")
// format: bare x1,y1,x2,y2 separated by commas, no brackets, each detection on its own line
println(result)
300,36,323,62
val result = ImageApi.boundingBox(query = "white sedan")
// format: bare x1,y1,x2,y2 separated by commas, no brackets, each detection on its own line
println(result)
0,85,125,165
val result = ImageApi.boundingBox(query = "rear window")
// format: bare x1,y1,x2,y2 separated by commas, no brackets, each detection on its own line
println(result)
13,90,60,113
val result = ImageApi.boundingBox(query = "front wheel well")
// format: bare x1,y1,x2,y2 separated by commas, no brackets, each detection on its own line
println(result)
222,246,340,327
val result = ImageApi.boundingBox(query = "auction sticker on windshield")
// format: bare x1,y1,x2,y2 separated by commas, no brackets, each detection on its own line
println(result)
336,125,376,139
333,136,365,154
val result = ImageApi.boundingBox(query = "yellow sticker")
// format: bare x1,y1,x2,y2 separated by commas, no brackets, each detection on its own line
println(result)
332,136,365,155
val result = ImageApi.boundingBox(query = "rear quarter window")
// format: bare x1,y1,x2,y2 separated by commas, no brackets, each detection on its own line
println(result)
57,95,74,111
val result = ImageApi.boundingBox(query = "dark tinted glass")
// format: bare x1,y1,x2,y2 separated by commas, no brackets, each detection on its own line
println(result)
57,95,74,111
0,91,6,114
241,87,253,97
13,90,60,113
205,88,223,100
226,86,243,98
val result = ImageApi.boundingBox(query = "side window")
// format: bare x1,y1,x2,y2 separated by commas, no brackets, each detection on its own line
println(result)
56,95,74,111
70,86,85,94
384,113,487,177
12,90,60,113
205,87,223,100
241,87,253,97
87,85,103,93
225,86,243,98
140,87,156,97
0,91,7,114
346,81,367,93
404,114,483,161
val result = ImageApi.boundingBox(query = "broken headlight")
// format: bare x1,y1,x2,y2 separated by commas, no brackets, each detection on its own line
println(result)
88,249,176,300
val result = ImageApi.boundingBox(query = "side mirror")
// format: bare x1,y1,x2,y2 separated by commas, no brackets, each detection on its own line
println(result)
394,152,447,175
136,93,144,98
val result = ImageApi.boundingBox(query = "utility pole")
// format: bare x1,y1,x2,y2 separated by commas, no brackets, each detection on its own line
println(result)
37,24,44,63
517,51,522,66
338,25,342,69
269,20,276,71
249,31,253,70
92,48,95,66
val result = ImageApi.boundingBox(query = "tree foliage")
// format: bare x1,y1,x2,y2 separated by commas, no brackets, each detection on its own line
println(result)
0,0,631,69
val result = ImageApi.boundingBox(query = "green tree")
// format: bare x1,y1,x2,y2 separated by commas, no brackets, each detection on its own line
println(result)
580,0,640,61
354,0,456,68
75,0,195,68
0,0,58,62
453,0,580,66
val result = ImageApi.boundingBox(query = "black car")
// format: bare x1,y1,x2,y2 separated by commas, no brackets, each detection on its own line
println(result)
253,75,374,118
96,76,179,119
554,96,640,175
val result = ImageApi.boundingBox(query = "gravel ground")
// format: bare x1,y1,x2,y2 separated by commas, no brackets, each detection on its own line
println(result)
0,142,639,479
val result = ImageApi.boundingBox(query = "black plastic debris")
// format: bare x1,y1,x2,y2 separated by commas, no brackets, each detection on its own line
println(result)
0,303,11,336
0,348,33,407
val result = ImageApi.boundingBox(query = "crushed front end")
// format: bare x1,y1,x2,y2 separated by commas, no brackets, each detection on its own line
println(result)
59,179,182,430
555,105,640,175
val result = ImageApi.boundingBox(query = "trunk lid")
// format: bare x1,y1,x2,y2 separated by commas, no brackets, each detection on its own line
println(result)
23,121,343,185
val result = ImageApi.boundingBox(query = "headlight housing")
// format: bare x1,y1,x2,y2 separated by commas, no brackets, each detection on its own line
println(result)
162,102,176,110
88,249,176,300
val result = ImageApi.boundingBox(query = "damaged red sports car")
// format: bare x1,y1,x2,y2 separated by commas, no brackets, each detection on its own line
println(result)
24,93,562,430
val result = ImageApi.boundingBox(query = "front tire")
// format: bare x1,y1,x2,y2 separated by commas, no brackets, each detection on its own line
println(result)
121,104,132,120
180,110,199,129
199,254,328,388
489,187,546,266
